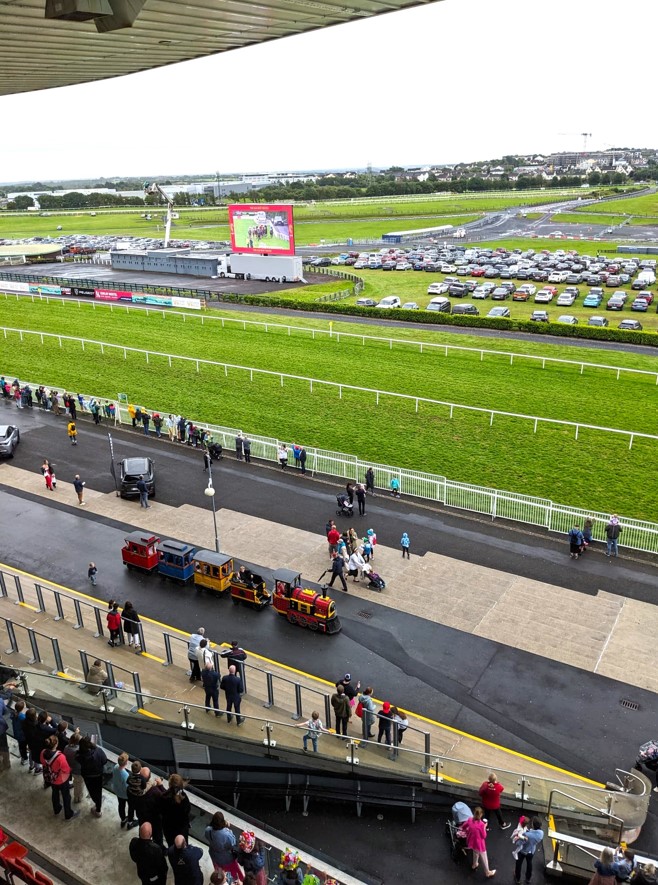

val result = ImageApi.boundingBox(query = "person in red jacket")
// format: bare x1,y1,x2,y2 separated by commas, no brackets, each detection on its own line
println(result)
327,526,341,559
41,734,79,821
478,772,510,829
107,602,122,647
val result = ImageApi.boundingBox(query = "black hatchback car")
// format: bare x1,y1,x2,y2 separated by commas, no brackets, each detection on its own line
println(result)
119,456,155,498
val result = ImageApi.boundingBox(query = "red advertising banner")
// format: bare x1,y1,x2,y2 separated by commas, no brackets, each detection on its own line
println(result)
228,204,295,255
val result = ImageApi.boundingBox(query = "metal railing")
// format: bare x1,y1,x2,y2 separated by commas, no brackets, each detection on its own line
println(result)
5,371,658,555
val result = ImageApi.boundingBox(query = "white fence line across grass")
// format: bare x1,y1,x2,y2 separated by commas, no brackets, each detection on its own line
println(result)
11,374,658,556
5,324,658,450
6,291,658,386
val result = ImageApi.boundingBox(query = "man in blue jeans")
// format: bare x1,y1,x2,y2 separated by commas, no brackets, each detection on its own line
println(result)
136,475,150,509
605,515,621,558
514,817,544,884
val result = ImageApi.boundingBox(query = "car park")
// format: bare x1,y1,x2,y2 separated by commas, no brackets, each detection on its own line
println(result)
119,456,155,499
452,303,479,315
618,319,643,331
0,424,20,458
487,306,511,318
401,302,420,310
588,316,609,327
530,310,549,322
557,315,579,325
377,296,401,309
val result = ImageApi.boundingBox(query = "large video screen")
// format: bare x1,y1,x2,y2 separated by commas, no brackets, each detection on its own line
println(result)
229,204,295,255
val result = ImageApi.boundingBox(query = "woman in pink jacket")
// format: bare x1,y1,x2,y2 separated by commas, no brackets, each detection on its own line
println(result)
462,806,496,878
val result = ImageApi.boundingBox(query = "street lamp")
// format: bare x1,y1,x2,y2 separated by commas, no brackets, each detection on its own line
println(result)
203,457,220,553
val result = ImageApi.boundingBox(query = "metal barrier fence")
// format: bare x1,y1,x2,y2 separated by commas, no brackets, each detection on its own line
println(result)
5,371,658,555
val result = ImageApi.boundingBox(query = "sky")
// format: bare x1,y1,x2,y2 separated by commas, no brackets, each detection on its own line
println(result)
1,0,656,184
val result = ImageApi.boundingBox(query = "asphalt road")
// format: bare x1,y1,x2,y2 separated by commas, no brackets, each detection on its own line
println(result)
2,399,657,879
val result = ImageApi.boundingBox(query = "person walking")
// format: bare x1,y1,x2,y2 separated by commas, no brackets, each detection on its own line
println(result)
605,515,622,558
137,474,150,508
358,687,377,739
159,774,192,848
73,474,86,505
78,735,108,818
297,711,329,753
220,665,244,725
242,435,251,464
462,806,496,878
202,662,221,717
478,772,510,829
122,601,141,649
278,444,288,469
355,483,367,517
187,628,206,683
514,816,543,884
111,752,130,827
328,551,348,592
401,532,411,559
88,562,97,586
205,812,243,881
130,822,168,885
107,602,122,646
365,466,375,496
67,420,78,445
40,735,79,821
331,684,352,737
299,447,307,475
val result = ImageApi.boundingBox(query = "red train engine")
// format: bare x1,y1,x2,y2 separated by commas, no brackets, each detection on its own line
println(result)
272,568,341,634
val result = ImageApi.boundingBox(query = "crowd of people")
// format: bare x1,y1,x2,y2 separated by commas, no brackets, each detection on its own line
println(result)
1,376,114,424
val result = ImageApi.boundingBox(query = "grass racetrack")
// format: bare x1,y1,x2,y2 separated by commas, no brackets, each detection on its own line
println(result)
2,297,658,520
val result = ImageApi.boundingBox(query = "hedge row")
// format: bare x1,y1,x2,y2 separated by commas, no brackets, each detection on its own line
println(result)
212,293,658,348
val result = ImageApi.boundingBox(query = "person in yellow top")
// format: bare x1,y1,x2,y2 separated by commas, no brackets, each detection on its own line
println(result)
67,420,77,446
128,403,136,427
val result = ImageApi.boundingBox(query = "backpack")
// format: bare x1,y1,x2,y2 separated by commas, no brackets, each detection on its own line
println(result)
355,702,363,719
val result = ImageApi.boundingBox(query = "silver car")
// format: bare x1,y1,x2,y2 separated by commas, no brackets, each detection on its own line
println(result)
0,424,20,458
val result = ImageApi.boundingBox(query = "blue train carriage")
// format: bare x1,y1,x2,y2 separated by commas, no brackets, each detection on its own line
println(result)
157,540,197,584
193,550,234,596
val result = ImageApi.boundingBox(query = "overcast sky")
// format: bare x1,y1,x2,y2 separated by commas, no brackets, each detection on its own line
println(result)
1,0,655,184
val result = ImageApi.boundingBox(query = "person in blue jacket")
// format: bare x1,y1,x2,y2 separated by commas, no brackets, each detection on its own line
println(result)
514,816,544,884
400,533,411,559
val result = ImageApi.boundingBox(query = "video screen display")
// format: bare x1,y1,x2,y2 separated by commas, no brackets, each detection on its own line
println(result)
229,204,295,255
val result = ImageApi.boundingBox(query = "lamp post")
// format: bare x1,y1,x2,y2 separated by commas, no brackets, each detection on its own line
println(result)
203,456,220,553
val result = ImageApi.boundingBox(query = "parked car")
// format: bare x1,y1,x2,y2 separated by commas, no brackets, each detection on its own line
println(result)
556,293,576,306
606,297,625,311
119,456,155,499
534,289,555,304
487,306,511,318
530,310,550,322
377,296,401,309
356,297,377,307
426,297,451,313
452,303,480,315
491,287,510,300
583,293,603,307
588,316,609,327
635,290,654,304
557,315,579,325
618,319,643,331
0,424,20,458
401,302,420,310
427,282,450,295
631,299,649,312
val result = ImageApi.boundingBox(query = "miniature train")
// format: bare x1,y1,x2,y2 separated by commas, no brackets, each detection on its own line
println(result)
120,532,341,634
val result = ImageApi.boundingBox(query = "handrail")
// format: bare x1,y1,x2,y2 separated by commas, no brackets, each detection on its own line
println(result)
547,788,624,844
4,325,658,449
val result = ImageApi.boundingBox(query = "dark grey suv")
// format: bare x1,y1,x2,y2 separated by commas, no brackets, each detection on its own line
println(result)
0,425,20,458
119,456,155,498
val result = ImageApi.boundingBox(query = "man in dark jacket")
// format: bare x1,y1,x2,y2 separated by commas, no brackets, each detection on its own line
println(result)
201,662,221,717
328,552,348,592
605,516,622,558
219,640,247,670
331,684,352,736
130,822,168,885
220,665,244,725
167,835,203,885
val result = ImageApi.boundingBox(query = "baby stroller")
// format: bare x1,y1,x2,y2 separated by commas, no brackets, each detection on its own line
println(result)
363,566,385,592
446,801,472,863
336,494,354,517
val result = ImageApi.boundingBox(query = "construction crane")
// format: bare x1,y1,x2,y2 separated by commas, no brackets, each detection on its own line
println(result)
559,132,593,153
143,182,174,247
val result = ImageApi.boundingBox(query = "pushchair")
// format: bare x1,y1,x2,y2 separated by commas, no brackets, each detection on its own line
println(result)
445,801,472,863
363,565,385,592
336,494,354,517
